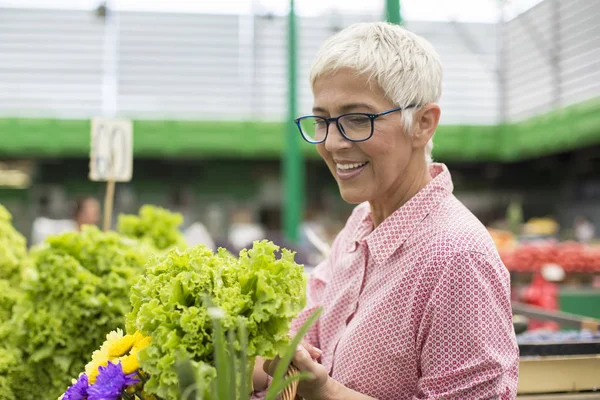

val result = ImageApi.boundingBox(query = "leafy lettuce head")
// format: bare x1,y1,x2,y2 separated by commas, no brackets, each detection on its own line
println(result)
126,241,306,399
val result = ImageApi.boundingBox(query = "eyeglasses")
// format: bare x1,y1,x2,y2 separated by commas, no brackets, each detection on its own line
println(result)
294,105,416,144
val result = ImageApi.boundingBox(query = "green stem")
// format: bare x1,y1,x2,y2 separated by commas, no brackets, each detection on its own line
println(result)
121,392,134,400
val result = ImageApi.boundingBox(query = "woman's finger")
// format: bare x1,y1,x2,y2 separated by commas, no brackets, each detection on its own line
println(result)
301,340,323,360
262,357,278,377
286,334,322,360
292,344,318,372
263,343,321,379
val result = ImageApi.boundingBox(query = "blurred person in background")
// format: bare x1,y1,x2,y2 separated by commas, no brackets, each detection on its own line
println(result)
254,22,518,400
183,222,216,251
228,207,265,251
73,196,100,231
205,204,233,251
300,208,330,267
32,195,100,245
574,215,595,243
170,188,216,250
258,207,312,267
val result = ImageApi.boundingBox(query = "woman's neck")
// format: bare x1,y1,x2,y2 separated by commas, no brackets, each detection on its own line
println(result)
369,160,432,228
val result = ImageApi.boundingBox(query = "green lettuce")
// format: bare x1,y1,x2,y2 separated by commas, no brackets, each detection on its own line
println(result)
0,280,20,330
0,205,28,400
9,226,155,399
118,205,187,251
127,240,306,399
0,204,27,284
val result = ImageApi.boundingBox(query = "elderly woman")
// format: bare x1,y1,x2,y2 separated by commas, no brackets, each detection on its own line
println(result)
254,22,519,400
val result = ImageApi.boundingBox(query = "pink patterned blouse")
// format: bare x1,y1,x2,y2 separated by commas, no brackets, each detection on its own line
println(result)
288,163,519,399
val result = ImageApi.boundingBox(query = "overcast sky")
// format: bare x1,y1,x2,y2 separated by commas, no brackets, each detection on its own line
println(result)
0,0,545,22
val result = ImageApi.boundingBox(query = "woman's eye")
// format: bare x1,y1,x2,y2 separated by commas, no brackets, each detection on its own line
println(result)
345,116,370,126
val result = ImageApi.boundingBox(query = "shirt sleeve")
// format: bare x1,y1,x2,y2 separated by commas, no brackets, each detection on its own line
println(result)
250,376,272,400
415,251,519,399
289,257,331,349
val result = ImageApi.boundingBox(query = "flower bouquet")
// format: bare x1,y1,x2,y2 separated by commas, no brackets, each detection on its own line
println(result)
61,241,309,400
61,329,152,400
61,308,320,400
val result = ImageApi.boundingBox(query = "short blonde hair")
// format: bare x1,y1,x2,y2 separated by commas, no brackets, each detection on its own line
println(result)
309,22,443,163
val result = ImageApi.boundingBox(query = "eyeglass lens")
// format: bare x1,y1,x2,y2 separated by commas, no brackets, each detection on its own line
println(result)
299,114,372,142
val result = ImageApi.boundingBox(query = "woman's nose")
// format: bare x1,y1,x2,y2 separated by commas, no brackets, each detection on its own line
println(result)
324,123,352,152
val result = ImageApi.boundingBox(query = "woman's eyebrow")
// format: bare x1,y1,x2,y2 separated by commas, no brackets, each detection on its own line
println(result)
312,106,328,114
339,103,376,113
312,103,376,115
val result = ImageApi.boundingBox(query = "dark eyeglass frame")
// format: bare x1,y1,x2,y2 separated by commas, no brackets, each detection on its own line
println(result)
294,105,417,144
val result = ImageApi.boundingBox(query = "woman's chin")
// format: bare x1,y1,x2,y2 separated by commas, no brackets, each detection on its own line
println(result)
338,187,369,205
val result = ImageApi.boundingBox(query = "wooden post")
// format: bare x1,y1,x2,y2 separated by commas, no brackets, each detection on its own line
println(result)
103,179,115,232
103,150,117,232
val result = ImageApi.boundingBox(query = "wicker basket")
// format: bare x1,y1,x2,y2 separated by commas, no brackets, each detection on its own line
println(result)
278,365,302,400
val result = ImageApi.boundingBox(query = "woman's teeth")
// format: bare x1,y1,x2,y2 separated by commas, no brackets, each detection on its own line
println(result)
337,162,367,170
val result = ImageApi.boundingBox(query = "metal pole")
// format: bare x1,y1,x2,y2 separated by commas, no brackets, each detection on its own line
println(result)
238,2,256,119
551,0,562,109
512,302,600,331
283,0,303,243
101,0,119,118
100,1,119,231
497,0,507,123
386,0,401,25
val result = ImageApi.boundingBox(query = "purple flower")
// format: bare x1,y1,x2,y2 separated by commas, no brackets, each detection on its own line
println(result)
62,373,88,400
87,361,139,400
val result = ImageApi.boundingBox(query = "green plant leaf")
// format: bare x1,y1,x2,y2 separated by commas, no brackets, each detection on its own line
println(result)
227,327,237,400
211,310,232,400
267,372,313,397
176,359,197,399
237,320,249,397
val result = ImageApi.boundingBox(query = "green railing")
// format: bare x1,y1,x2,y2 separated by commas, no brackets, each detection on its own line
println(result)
0,98,597,161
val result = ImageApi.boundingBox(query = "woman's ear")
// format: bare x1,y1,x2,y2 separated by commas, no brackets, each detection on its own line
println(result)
412,104,440,148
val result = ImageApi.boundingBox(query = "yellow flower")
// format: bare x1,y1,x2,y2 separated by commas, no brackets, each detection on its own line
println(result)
118,346,139,374
134,334,152,351
108,334,136,358
85,329,152,383
118,333,152,374
85,329,125,383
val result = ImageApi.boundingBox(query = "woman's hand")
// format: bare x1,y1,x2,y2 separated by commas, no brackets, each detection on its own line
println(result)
263,341,375,400
263,341,333,399
253,357,269,392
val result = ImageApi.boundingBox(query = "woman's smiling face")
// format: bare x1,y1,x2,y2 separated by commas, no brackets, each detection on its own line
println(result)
313,68,415,205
